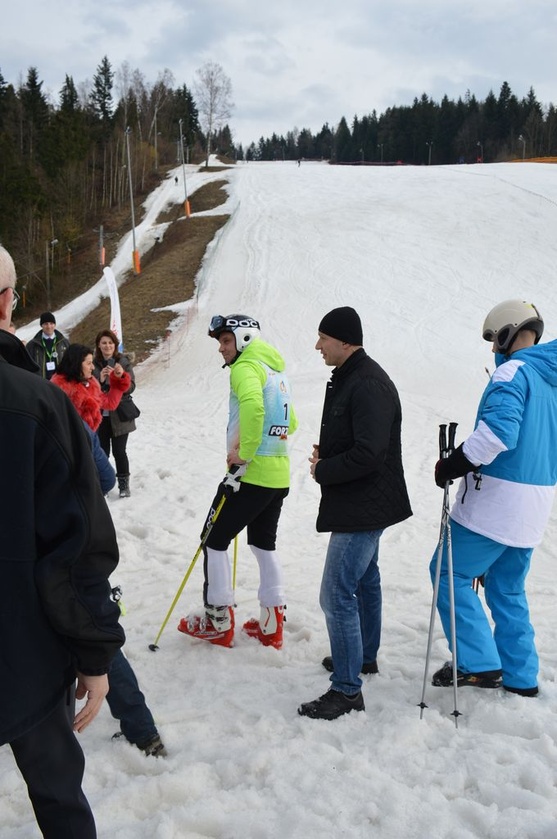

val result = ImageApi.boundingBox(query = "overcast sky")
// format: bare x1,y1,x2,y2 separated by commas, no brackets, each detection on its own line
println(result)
2,0,556,147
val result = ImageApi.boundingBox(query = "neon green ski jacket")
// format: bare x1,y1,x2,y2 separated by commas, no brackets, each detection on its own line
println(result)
227,339,297,489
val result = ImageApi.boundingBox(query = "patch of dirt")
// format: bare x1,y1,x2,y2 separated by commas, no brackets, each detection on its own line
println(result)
67,179,231,362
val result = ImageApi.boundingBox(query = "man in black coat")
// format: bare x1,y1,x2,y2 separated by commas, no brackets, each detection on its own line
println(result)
26,310,70,379
0,245,125,837
299,307,412,720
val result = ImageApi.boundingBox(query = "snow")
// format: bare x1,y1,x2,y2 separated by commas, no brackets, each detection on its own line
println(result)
4,159,557,838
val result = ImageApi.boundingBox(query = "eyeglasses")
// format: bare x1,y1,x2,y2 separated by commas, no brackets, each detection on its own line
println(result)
0,286,20,311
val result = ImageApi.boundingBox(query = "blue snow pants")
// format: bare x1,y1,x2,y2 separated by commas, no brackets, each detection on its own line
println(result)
430,519,538,690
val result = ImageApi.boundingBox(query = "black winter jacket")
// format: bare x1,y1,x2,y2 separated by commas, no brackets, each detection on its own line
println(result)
314,349,412,532
26,328,70,379
0,330,124,744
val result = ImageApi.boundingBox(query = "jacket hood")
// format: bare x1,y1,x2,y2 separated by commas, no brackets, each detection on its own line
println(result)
507,339,557,387
236,338,285,372
0,329,40,373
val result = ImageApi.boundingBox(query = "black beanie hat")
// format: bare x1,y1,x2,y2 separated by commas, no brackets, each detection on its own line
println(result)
318,306,363,345
40,311,56,325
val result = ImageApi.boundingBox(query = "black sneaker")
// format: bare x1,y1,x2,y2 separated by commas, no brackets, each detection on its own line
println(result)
137,735,167,757
432,661,502,689
298,689,365,720
503,685,539,697
322,655,378,675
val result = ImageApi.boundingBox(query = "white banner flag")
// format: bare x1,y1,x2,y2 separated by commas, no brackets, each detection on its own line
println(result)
103,267,124,350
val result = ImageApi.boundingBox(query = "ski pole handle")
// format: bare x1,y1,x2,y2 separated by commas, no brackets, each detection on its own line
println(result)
448,422,458,455
439,424,448,459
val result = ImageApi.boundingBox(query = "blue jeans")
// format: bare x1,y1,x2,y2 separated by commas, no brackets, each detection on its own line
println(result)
106,649,158,746
319,530,383,695
430,519,538,689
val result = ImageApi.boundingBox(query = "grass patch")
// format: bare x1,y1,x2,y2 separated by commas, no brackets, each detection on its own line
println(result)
69,177,231,361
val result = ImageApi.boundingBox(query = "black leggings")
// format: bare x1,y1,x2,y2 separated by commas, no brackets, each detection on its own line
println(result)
98,416,129,475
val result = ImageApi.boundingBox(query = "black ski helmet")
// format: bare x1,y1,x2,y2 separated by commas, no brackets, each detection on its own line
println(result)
208,314,261,352
482,299,543,354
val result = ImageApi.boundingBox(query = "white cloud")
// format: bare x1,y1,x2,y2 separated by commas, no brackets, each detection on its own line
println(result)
2,0,556,146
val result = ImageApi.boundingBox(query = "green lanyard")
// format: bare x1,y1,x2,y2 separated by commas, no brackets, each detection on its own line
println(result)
41,337,56,360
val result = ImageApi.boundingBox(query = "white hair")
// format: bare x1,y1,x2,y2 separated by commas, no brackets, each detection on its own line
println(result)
0,245,17,288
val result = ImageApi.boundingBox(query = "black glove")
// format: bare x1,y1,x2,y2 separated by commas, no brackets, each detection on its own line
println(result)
435,444,478,488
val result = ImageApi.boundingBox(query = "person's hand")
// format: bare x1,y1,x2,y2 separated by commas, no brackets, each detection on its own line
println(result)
226,449,244,468
100,367,111,383
73,673,109,733
308,443,320,479
434,444,477,488
112,363,124,379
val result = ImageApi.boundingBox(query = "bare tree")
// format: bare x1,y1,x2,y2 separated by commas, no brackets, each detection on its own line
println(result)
194,61,233,167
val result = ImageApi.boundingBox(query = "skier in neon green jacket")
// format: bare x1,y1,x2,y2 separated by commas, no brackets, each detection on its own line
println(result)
179,314,297,650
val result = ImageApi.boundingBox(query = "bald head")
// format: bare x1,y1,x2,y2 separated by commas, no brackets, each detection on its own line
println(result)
0,246,17,330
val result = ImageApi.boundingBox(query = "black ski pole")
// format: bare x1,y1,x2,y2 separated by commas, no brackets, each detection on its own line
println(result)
419,422,462,726
444,465,462,727
448,422,458,456
419,425,448,718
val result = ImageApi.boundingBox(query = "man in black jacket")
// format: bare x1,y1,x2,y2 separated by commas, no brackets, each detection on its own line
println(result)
299,307,412,720
26,310,70,379
0,245,125,837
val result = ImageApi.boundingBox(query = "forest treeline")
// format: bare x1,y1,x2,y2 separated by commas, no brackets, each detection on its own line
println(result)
0,58,554,310
0,57,236,310
248,82,556,166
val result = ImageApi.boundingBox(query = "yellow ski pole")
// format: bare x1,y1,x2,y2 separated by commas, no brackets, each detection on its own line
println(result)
148,493,227,650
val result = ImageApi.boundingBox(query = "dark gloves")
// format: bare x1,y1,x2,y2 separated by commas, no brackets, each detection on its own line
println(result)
435,443,478,488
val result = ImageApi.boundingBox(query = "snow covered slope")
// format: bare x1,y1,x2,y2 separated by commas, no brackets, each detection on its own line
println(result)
3,160,557,839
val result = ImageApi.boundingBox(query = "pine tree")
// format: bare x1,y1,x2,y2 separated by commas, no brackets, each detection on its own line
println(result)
90,56,114,124
20,67,49,162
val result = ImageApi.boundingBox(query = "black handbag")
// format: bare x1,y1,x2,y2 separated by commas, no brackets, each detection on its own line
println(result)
116,398,141,422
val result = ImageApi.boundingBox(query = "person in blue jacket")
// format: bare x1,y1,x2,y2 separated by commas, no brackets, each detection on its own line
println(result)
78,388,167,757
83,422,116,495
432,299,557,697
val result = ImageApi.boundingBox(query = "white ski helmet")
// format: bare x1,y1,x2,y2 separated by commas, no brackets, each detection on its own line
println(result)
482,299,543,354
208,314,261,352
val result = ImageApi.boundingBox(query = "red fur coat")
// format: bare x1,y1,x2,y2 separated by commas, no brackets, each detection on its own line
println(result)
51,371,131,432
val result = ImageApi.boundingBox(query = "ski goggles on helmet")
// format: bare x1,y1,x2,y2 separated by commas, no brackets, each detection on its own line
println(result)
208,314,261,338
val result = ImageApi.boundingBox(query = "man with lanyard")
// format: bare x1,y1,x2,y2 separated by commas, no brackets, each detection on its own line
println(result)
27,311,70,380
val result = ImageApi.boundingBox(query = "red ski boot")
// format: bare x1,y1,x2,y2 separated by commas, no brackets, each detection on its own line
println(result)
178,606,234,648
243,606,285,649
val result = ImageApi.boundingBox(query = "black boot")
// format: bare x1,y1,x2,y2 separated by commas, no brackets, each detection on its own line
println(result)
117,474,131,498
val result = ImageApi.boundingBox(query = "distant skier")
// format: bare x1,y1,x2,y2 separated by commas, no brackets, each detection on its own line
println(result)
178,314,297,650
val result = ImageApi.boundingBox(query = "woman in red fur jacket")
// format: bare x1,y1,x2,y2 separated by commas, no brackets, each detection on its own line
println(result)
52,343,131,433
